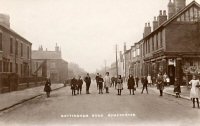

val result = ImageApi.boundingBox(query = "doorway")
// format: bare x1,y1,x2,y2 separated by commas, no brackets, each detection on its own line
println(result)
168,65,175,85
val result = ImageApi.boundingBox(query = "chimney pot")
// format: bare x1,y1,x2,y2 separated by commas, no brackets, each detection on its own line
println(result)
154,16,157,21
159,10,162,15
163,10,167,16
148,22,150,27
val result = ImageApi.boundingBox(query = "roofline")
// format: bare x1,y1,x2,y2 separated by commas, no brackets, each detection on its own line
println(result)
0,24,32,45
135,1,199,43
143,1,198,40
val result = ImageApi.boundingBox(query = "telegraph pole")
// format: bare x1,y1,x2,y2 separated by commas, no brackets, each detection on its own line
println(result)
116,44,118,78
104,60,107,73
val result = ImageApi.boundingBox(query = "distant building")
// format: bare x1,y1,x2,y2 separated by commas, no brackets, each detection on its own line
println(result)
32,44,68,83
0,13,32,77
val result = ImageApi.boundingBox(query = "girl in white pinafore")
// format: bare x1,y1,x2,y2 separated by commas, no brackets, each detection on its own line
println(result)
189,75,200,108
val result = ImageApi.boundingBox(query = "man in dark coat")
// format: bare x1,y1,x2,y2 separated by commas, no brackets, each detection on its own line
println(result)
84,73,91,94
95,73,100,90
141,76,148,94
71,77,77,96
157,73,164,96
77,75,83,95
44,78,51,98
127,74,135,95
98,75,104,94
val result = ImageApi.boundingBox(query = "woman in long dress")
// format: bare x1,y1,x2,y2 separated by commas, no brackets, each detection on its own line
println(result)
189,75,200,108
44,79,51,98
127,74,135,95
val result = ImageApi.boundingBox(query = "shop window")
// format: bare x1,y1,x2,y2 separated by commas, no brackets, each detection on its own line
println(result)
190,60,193,66
10,62,12,72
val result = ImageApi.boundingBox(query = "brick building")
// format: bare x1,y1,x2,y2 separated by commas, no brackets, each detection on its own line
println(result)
0,13,32,77
32,44,68,83
126,0,200,85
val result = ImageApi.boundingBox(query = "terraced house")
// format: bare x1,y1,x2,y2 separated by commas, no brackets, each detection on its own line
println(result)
0,14,32,77
127,0,200,85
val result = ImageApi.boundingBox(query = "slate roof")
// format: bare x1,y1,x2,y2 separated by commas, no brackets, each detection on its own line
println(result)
32,50,61,60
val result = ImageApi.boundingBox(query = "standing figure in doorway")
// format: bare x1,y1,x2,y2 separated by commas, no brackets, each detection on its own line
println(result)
127,74,135,95
117,75,123,95
84,73,91,94
189,75,200,108
104,72,111,93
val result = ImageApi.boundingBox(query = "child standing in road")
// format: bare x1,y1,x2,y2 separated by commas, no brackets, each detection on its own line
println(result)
174,78,181,98
98,75,104,94
189,75,200,108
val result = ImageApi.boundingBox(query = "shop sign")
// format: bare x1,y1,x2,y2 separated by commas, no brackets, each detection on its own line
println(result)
168,59,176,66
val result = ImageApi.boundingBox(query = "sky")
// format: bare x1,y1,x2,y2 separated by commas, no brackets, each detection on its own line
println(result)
0,0,198,73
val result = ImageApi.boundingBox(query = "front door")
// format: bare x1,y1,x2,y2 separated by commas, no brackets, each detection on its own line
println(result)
168,65,175,85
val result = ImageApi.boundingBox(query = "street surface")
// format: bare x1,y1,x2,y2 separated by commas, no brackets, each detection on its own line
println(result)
0,81,200,126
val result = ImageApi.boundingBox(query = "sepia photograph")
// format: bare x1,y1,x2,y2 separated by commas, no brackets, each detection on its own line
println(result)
0,0,200,126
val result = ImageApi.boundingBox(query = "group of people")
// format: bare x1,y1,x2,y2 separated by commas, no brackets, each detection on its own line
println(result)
43,72,200,109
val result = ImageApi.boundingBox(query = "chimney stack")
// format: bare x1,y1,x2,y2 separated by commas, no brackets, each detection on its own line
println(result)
153,17,159,31
124,43,127,53
174,0,186,13
157,10,167,26
0,13,10,28
168,0,175,18
143,22,151,37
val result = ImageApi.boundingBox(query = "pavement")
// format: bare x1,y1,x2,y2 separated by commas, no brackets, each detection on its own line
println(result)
0,83,64,112
0,81,199,126
148,85,191,100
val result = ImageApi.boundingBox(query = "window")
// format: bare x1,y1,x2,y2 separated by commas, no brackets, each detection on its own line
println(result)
15,40,18,55
181,14,185,22
194,7,198,21
189,7,194,21
0,33,2,51
0,60,2,72
10,37,13,54
27,46,29,59
156,33,158,50
160,30,163,47
152,36,154,51
15,63,18,73
21,64,23,76
21,43,23,57
185,10,190,21
10,62,12,72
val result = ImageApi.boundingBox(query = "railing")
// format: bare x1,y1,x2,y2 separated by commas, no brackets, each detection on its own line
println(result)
0,73,46,93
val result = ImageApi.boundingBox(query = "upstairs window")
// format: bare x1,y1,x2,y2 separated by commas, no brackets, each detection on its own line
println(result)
0,33,2,51
10,37,13,54
21,43,23,57
15,40,18,55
